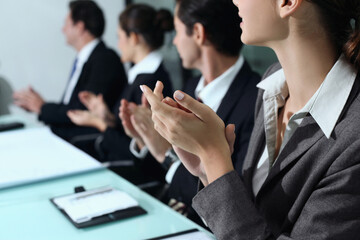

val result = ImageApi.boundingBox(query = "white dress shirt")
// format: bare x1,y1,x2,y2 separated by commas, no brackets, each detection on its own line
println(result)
127,50,162,84
194,55,245,110
62,39,100,104
252,55,357,196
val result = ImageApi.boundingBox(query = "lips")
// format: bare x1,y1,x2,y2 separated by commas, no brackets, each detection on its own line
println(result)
238,12,243,25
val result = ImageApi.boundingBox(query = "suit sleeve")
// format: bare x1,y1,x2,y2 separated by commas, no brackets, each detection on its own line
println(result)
98,125,133,160
39,51,124,125
39,102,80,125
192,141,360,240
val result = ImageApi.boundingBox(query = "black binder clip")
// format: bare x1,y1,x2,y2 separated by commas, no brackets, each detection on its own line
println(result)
74,186,86,193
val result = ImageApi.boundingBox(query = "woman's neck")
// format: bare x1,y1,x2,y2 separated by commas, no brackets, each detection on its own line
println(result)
272,32,338,112
132,46,152,65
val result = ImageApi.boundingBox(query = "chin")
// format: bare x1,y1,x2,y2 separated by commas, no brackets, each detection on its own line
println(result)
241,34,267,47
240,35,251,45
180,58,194,69
241,36,258,46
181,62,191,69
121,56,129,63
184,62,196,70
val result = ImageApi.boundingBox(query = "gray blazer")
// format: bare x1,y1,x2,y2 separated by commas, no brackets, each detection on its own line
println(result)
192,63,360,240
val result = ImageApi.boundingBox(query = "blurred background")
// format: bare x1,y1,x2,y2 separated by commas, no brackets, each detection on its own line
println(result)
0,0,277,119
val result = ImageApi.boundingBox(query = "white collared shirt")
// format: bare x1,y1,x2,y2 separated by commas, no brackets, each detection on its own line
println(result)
252,55,357,196
62,39,100,104
195,55,245,112
127,50,163,84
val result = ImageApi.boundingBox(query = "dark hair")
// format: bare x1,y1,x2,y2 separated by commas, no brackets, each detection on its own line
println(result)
176,0,242,57
119,4,174,50
307,0,360,70
69,0,105,38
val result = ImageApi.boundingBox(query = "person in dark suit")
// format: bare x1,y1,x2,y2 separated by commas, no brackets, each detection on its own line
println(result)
67,4,174,175
167,60,259,222
13,0,126,141
142,0,360,239
119,0,260,224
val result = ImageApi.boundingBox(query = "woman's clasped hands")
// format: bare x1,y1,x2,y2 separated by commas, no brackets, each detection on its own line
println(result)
141,81,236,186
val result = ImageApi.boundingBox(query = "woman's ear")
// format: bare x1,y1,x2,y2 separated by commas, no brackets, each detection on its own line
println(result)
129,32,140,46
279,0,303,18
192,23,206,46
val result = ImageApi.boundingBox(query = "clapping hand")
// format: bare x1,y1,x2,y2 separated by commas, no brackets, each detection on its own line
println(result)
142,81,235,185
13,86,45,114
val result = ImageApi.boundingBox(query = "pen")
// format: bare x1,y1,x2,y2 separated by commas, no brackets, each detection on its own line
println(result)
74,187,113,200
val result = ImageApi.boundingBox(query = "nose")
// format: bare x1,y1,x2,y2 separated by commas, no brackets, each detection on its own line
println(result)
232,0,239,7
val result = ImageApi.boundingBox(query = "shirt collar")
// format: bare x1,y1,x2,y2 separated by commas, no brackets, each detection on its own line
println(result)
195,55,245,112
308,55,356,138
257,55,357,139
257,69,288,103
128,50,163,84
77,39,100,64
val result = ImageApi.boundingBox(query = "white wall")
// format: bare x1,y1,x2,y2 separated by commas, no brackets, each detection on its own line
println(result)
0,0,126,117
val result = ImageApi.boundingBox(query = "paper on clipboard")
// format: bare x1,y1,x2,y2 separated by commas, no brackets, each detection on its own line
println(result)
53,186,139,223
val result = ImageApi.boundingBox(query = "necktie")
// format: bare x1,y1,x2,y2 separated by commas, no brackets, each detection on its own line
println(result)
69,58,78,79
62,58,78,103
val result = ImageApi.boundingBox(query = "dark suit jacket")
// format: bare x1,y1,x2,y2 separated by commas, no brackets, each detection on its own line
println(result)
99,63,173,163
42,41,127,140
167,61,260,224
192,63,360,240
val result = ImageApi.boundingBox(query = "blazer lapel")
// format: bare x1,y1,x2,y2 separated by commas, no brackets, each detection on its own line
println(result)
216,62,252,121
242,104,266,195
182,76,200,99
242,63,282,192
241,100,322,199
72,41,104,98
257,115,324,197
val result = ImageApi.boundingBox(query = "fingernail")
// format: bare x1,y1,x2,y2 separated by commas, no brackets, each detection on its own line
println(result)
139,85,144,92
156,81,160,87
174,91,184,100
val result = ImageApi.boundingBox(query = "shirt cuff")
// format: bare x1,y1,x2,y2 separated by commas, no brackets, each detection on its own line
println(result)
165,160,181,184
129,138,148,159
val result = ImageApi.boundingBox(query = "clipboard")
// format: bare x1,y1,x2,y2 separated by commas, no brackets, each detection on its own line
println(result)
50,186,147,228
